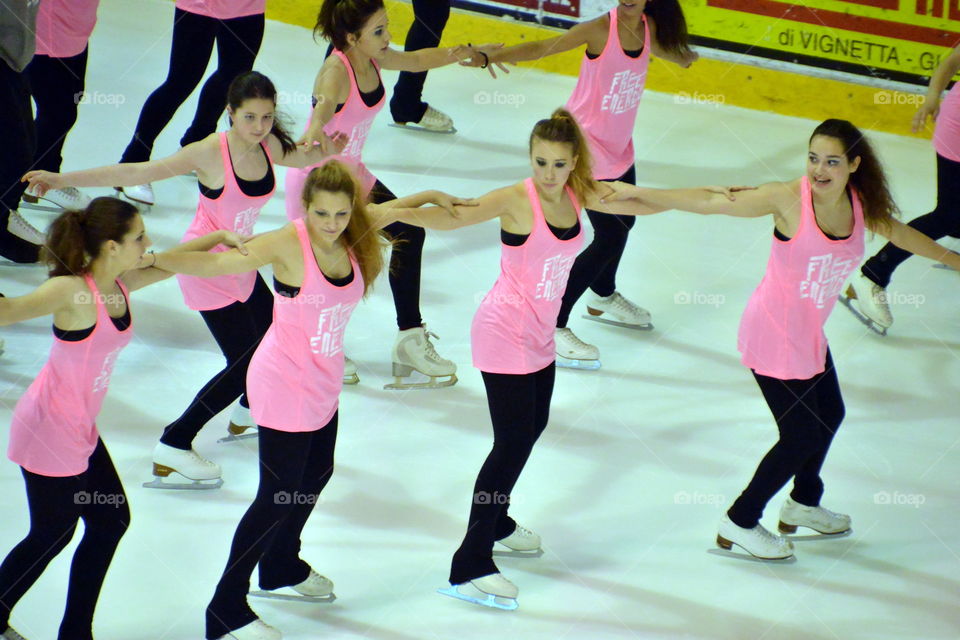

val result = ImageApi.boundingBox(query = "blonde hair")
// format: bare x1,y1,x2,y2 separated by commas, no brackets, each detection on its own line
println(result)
529,108,597,205
301,161,388,296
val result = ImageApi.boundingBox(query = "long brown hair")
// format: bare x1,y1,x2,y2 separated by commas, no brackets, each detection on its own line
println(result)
810,119,899,233
314,0,385,51
301,161,387,296
42,197,139,278
529,108,597,205
644,0,692,58
227,71,296,156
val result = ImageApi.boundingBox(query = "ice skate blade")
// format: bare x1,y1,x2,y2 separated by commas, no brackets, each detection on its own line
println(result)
383,373,457,391
492,547,544,559
250,589,336,604
838,296,888,336
437,585,518,610
582,313,653,331
778,522,853,539
388,122,457,134
19,198,61,213
556,356,601,371
114,188,152,211
933,263,956,270
218,423,258,443
342,373,359,385
142,474,223,491
712,536,795,562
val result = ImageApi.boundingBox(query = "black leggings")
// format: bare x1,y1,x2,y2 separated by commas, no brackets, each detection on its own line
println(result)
160,273,273,450
727,350,845,529
862,153,960,288
25,49,88,173
389,0,451,124
0,61,40,263
556,165,637,328
0,440,130,640
205,416,338,639
371,181,425,330
449,363,555,585
120,8,264,163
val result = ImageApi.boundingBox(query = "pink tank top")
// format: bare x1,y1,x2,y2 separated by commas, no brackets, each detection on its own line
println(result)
738,177,865,380
285,50,384,221
934,82,960,162
175,0,265,19
8,276,133,477
566,9,650,180
177,132,275,311
472,179,584,374
247,219,364,432
35,0,99,58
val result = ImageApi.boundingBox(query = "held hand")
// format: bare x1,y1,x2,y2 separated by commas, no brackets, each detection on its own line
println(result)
220,231,250,255
459,43,510,79
21,170,63,197
432,191,479,216
681,50,700,68
597,182,639,203
911,98,940,133
324,131,349,155
704,185,757,201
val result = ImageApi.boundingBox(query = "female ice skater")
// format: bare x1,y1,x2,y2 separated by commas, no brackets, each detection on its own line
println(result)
150,160,469,639
0,197,244,640
24,71,342,490
474,0,697,368
612,119,960,559
843,42,960,334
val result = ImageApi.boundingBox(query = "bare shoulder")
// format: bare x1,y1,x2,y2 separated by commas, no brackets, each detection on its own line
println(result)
582,13,611,50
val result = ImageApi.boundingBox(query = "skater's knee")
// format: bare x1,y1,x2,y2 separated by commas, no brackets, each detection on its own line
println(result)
26,522,77,556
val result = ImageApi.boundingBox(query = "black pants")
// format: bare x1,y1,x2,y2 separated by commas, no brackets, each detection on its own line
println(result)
0,61,41,263
389,0,451,124
25,48,88,173
205,416,338,639
371,181,425,330
0,440,130,640
727,350,845,529
160,273,274,450
556,165,637,328
449,363,555,585
862,153,960,288
120,8,264,163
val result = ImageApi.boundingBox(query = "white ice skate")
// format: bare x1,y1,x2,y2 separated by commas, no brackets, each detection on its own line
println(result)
438,572,519,610
116,183,154,208
840,272,892,336
23,186,91,211
219,401,258,443
390,105,456,134
217,619,282,640
7,210,45,245
384,325,457,390
494,524,543,558
778,497,851,536
251,569,336,603
715,514,794,560
1,626,28,640
143,442,223,490
554,327,601,370
583,291,653,330
343,356,359,385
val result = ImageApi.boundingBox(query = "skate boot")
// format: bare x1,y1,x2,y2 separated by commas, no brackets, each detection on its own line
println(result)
438,572,519,610
778,497,851,535
143,442,223,490
495,524,543,558
7,210,45,245
23,186,91,210
391,105,456,134
116,183,155,207
219,401,258,443
716,514,794,560
343,356,359,385
1,627,28,640
555,327,601,370
252,569,336,603
584,291,653,330
216,619,282,640
384,325,457,390
840,271,892,335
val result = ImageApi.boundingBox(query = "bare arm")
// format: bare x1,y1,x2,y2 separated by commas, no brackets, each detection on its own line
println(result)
0,277,78,326
647,15,698,68
913,44,960,131
267,132,343,169
120,231,247,291
873,218,960,270
393,186,515,231
581,181,665,216
487,20,595,64
300,58,350,148
380,45,470,72
153,229,284,278
368,190,479,228
620,181,795,218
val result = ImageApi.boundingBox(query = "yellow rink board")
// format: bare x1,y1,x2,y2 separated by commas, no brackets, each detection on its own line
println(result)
266,0,926,139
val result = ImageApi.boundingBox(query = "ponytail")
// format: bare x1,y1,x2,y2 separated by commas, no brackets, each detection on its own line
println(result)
315,0,385,51
529,108,597,205
227,71,296,156
42,197,139,277
645,0,692,59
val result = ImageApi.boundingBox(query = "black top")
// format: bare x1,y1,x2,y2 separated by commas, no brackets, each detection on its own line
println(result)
54,300,131,342
199,143,274,199
586,45,643,60
501,219,581,247
774,227,850,242
273,269,355,298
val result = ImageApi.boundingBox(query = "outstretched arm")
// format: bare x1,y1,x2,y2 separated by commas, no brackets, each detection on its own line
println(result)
381,44,476,73
120,231,250,291
612,181,795,219
483,20,594,65
648,15,698,68
368,190,479,228
0,277,77,326
873,218,960,270
913,44,960,132
391,186,514,231
153,227,287,278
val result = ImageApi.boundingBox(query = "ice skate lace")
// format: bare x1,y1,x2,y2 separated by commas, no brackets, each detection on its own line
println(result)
186,449,218,468
514,525,536,538
421,105,453,128
608,292,642,315
52,186,86,204
867,282,890,306
8,211,43,241
558,328,592,350
422,329,446,363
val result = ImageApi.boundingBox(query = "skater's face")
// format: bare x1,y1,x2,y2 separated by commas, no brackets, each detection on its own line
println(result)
228,98,275,144
530,138,578,195
617,0,648,16
104,214,151,271
347,9,392,59
807,135,860,194
306,190,353,246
